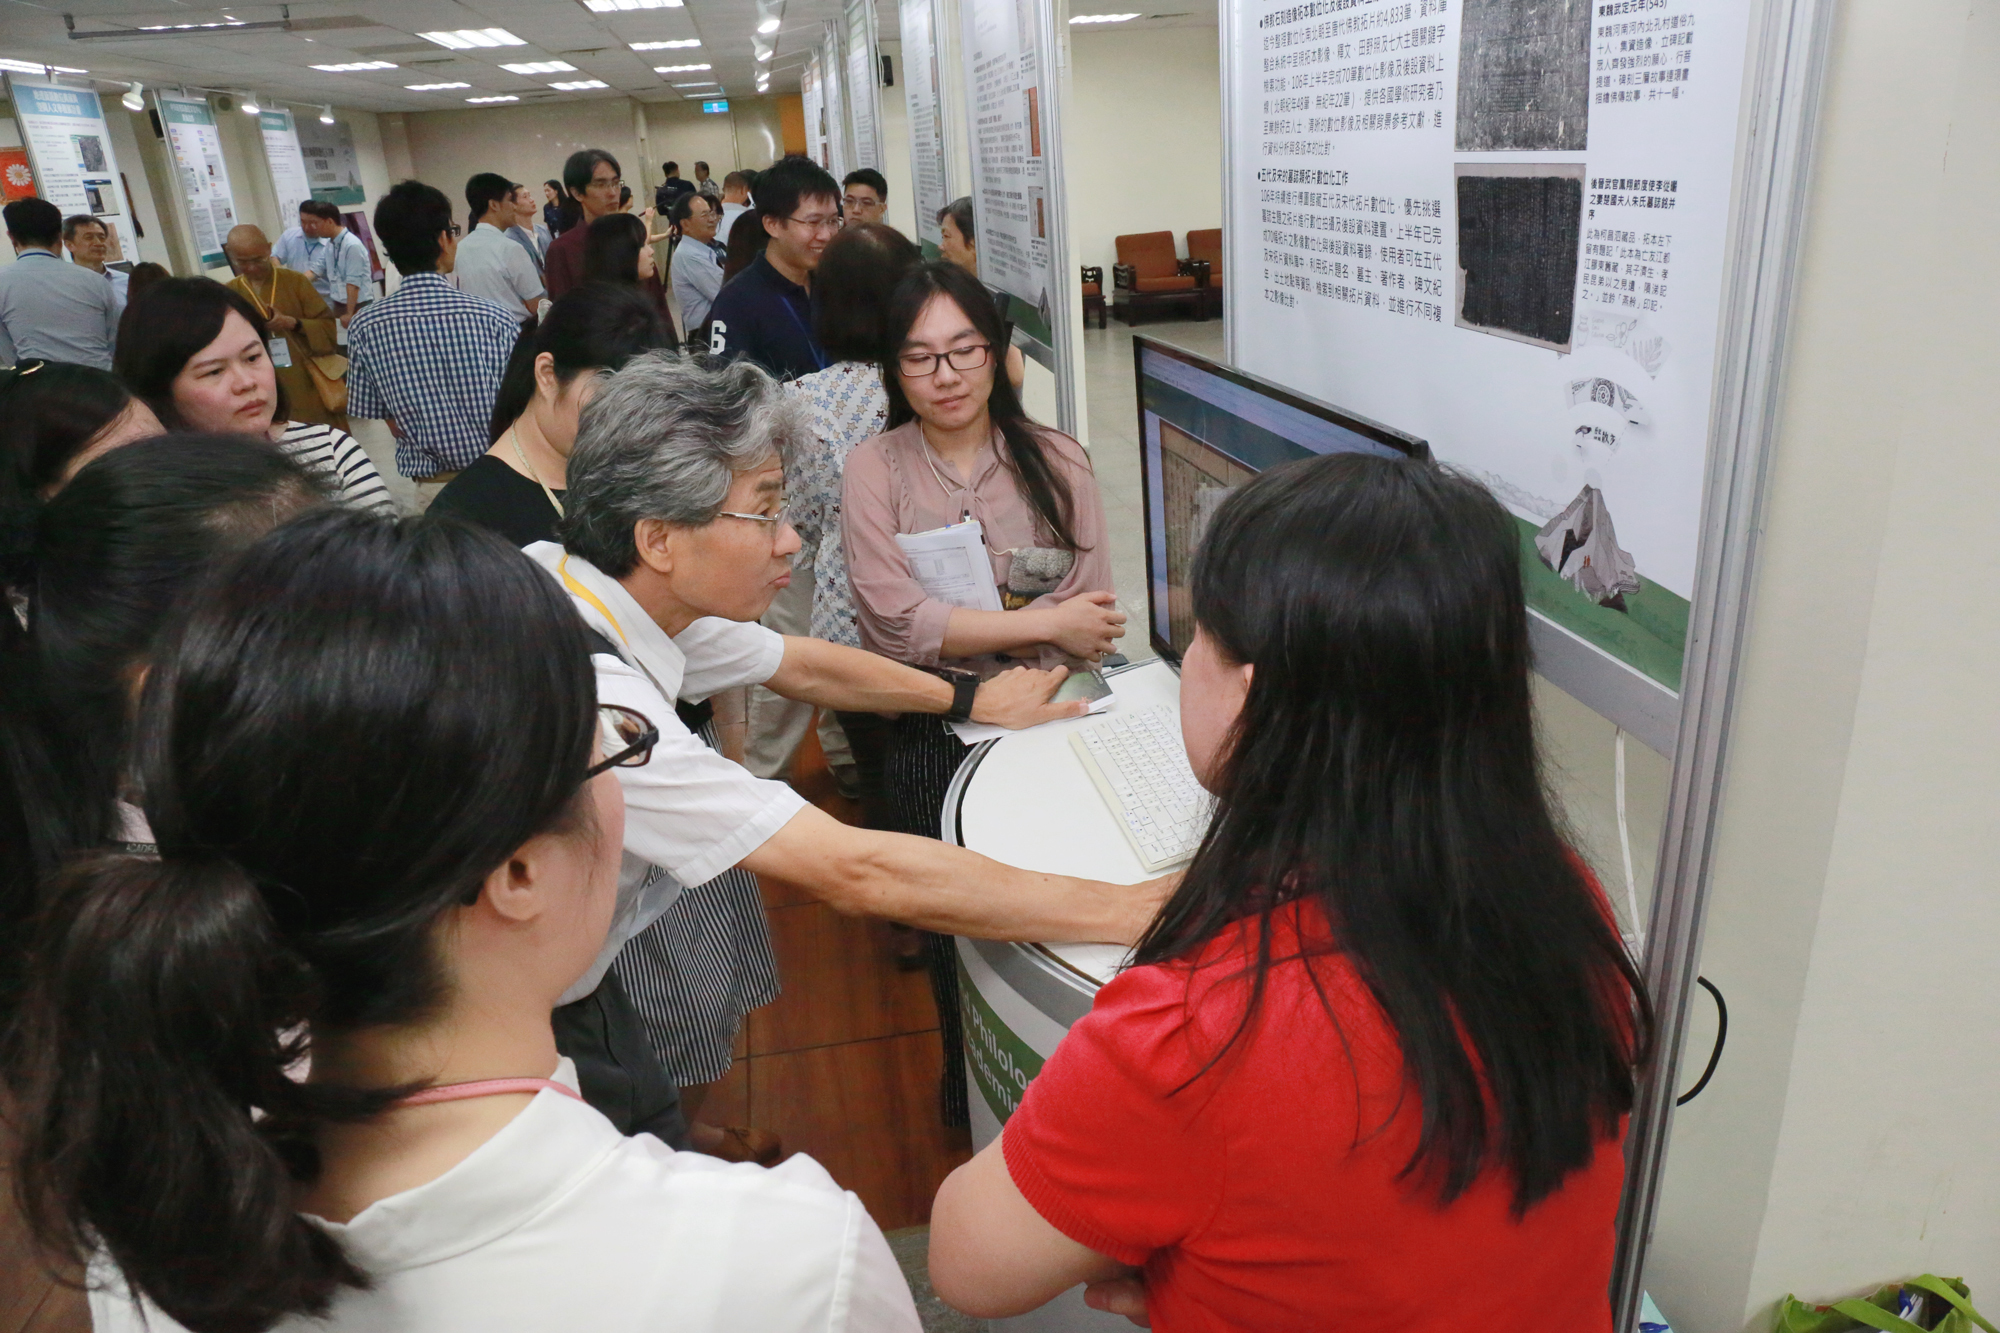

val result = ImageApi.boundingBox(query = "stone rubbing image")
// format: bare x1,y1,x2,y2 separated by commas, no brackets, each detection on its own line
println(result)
1455,0,1593,152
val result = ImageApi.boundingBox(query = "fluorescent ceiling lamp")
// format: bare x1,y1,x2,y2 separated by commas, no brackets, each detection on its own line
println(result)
319,104,335,122
139,19,243,29
757,16,781,33
418,28,526,49
311,61,398,71
500,60,576,74
549,79,609,90
628,39,700,49
1069,11,1141,20
405,81,471,90
466,94,519,103
671,81,715,87
654,62,711,72
122,81,145,111
0,58,88,74
581,0,682,11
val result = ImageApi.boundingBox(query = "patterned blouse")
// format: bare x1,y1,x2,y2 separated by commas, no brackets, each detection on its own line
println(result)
783,361,890,647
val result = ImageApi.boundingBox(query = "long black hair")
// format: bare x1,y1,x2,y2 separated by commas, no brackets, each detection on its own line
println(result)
6,509,600,1333
812,222,921,364
487,281,670,445
1134,452,1651,1214
880,260,1082,551
114,277,287,429
0,360,150,504
581,212,648,287
0,435,328,1016
722,206,767,283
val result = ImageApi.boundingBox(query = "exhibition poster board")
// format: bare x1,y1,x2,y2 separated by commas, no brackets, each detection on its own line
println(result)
1224,0,1762,711
296,115,365,206
155,92,239,269
843,0,885,172
259,108,314,223
899,0,954,251
802,55,829,171
820,21,853,182
957,0,1077,394
4,75,126,222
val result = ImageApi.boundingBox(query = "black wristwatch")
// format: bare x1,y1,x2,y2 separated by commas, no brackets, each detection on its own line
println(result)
915,664,979,722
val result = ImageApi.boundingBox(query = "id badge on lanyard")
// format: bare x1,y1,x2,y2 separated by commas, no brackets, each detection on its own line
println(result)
266,337,293,369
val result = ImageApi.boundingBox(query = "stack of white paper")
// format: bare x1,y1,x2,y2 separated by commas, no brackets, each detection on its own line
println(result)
895,520,1003,612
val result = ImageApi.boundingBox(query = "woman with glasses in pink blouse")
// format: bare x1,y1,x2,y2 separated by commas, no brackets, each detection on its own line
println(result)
840,259,1125,1127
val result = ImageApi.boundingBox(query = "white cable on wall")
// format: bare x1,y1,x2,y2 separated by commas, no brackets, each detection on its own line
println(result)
1615,727,1641,955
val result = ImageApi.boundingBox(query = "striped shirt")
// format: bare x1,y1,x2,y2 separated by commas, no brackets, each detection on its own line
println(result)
345,272,521,478
277,421,396,513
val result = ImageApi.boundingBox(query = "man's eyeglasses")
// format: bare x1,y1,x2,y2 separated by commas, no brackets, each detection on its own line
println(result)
780,213,841,236
585,705,660,778
715,504,793,536
842,195,877,212
897,344,993,377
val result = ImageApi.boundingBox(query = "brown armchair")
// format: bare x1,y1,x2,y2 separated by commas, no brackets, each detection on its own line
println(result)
1112,231,1205,323
1186,228,1222,316
1080,265,1106,329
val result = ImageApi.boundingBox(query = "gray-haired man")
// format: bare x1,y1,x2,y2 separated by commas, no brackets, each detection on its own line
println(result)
526,354,1164,1151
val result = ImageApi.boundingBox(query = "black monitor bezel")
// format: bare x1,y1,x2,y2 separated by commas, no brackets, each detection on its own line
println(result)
1132,334,1430,665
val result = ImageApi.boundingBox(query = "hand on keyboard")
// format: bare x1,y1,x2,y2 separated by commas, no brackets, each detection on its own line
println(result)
969,664,1089,730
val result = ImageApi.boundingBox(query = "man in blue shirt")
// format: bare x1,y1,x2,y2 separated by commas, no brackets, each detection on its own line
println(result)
705,157,836,381
346,181,519,491
272,202,320,273
300,200,374,326
0,198,118,370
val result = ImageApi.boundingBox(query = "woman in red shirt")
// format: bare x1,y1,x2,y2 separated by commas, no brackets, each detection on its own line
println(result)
929,450,1653,1330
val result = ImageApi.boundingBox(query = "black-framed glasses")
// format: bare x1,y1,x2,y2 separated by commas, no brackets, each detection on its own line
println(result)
898,344,993,377
585,704,659,778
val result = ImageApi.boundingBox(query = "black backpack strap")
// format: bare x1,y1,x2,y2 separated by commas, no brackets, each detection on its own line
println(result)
580,626,714,736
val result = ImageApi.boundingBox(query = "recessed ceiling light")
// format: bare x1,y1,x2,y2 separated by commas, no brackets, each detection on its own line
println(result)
311,60,398,71
1069,11,1141,20
466,94,520,103
500,60,577,74
405,81,471,90
653,62,711,72
549,79,609,90
756,16,781,33
671,81,715,87
580,0,682,11
0,58,87,74
418,28,527,49
628,39,700,50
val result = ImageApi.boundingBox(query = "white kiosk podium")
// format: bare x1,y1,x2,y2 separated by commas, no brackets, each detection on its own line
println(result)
941,657,1180,1333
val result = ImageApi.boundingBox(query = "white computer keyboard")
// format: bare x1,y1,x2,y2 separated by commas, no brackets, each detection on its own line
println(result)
1069,704,1212,872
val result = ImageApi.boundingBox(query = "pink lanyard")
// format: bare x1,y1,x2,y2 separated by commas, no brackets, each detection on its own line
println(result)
397,1078,584,1108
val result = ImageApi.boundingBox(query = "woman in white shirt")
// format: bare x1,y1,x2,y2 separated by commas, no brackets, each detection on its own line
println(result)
117,278,395,513
7,508,919,1333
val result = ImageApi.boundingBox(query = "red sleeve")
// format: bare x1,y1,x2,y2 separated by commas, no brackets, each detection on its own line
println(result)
1002,963,1227,1266
544,230,581,301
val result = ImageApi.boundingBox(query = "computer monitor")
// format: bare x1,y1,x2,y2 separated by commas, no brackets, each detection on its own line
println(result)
1135,337,1427,663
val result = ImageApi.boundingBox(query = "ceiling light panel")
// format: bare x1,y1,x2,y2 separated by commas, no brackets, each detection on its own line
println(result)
418,29,527,49
467,94,519,102
580,0,682,11
406,81,471,89
549,79,609,89
0,58,88,74
671,81,716,86
653,62,711,72
628,39,700,50
1069,11,1140,20
500,60,576,73
310,61,398,71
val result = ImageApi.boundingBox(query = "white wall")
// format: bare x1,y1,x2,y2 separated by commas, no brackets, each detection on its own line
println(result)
1065,26,1222,275
877,40,918,238
1644,1,2000,1327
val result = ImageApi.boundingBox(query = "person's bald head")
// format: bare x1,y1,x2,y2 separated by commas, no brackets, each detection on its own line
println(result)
226,225,274,282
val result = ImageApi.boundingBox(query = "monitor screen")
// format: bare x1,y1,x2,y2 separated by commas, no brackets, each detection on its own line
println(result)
1135,337,1427,663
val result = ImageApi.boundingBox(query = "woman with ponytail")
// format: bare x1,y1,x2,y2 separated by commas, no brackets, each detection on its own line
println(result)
8,509,919,1333
928,453,1652,1329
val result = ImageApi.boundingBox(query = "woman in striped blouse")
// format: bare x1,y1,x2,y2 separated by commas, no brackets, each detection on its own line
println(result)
116,278,395,514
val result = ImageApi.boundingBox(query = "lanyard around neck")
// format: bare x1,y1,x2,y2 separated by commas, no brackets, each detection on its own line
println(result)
397,1077,583,1108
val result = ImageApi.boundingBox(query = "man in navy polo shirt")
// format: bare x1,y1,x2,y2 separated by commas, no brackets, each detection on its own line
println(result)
705,156,835,381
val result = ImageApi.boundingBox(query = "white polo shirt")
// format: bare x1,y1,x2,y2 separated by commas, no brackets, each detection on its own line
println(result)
525,543,809,1004
90,1060,922,1332
454,221,544,320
